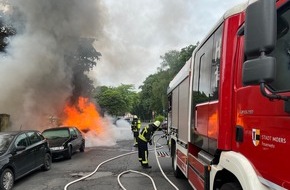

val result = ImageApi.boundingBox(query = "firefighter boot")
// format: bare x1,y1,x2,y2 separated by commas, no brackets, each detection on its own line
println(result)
142,164,152,169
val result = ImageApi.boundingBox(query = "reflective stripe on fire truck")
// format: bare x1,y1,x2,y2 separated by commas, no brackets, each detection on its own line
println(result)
211,151,284,190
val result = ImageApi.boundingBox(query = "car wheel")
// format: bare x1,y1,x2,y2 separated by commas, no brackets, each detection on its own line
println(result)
79,142,85,152
1,168,14,190
42,153,52,171
65,145,72,159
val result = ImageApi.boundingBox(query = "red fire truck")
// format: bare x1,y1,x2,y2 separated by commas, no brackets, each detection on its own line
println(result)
167,0,290,189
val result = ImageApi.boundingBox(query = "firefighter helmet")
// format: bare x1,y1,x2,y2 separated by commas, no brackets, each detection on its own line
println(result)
153,121,161,128
133,115,138,119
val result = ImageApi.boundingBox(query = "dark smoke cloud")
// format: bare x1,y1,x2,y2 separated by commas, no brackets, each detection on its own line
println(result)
0,0,106,130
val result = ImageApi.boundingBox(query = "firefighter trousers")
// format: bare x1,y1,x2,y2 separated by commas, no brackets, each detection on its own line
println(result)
133,131,139,145
137,137,149,166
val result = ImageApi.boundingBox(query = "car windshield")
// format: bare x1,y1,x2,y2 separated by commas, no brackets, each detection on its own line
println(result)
0,134,14,153
42,129,70,139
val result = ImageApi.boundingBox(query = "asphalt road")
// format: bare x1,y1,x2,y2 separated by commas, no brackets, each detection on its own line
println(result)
13,132,192,190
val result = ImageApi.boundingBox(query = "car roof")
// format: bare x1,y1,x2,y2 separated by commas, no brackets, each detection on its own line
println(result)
0,130,40,136
42,126,76,131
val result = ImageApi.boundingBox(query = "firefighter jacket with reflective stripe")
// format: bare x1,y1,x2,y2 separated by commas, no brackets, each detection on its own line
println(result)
131,119,141,132
138,124,156,142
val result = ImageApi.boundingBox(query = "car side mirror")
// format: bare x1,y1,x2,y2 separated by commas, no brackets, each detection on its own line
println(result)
16,146,26,151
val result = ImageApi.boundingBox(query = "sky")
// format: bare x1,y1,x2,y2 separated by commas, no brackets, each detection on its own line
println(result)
92,0,248,89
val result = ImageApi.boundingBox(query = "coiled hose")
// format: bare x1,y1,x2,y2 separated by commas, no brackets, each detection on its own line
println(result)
64,133,178,190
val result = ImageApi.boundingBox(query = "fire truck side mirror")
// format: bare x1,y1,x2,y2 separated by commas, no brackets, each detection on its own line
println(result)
242,56,276,85
243,0,277,86
244,0,277,57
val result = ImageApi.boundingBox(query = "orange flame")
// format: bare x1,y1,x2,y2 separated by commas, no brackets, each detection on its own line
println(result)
61,97,103,134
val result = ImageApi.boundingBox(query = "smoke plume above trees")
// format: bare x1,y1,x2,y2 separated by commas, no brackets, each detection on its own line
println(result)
0,0,105,129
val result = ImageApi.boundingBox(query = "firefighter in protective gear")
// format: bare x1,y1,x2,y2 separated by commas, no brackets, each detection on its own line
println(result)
131,115,141,147
137,120,161,169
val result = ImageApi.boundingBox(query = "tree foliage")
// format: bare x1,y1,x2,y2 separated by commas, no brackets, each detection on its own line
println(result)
94,84,138,116
93,44,197,120
0,11,16,52
0,7,101,106
138,44,197,120
68,38,102,105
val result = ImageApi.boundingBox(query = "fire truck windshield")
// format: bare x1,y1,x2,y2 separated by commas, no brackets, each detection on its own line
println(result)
269,3,290,92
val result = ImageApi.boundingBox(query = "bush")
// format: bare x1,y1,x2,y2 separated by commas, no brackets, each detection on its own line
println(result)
155,115,165,123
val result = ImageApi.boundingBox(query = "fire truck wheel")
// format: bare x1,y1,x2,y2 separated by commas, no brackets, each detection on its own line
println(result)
220,182,242,190
172,146,183,178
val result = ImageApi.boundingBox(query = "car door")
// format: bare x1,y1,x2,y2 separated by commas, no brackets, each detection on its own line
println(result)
69,128,80,152
12,133,34,178
26,131,46,167
74,128,84,148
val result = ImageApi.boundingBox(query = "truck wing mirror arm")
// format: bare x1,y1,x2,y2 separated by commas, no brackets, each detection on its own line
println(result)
260,83,289,101
237,24,244,36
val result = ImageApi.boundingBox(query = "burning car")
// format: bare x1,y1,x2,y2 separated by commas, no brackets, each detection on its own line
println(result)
42,126,85,160
0,130,51,190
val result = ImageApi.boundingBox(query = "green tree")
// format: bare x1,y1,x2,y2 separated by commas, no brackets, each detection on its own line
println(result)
94,84,138,116
0,11,16,52
68,38,102,104
138,44,197,120
160,44,197,77
93,44,197,121
138,70,170,120
96,88,126,116
115,84,136,112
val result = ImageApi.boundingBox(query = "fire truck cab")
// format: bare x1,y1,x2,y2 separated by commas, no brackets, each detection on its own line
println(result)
167,0,290,189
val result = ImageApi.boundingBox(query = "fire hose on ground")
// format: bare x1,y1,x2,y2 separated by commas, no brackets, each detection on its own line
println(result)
64,133,179,190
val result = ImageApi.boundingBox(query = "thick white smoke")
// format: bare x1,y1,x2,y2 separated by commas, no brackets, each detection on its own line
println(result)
0,0,106,130
85,116,133,147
